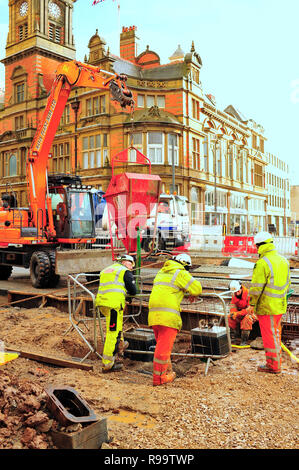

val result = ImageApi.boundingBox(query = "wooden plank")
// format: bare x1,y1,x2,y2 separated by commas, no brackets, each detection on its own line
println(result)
5,347,93,371
51,418,108,449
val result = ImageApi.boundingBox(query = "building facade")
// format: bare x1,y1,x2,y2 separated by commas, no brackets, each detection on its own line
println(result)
290,185,299,236
0,0,290,235
265,152,291,235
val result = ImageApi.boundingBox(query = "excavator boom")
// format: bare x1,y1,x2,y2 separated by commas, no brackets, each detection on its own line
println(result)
0,60,137,288
26,60,134,238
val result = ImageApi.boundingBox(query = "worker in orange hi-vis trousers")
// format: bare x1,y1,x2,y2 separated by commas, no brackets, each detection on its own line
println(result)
248,231,291,374
148,253,202,386
228,280,257,345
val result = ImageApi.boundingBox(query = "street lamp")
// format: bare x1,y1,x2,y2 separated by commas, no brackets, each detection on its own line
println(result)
71,91,80,175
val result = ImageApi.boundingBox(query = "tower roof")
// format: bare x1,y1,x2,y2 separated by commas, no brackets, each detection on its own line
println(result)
169,44,184,61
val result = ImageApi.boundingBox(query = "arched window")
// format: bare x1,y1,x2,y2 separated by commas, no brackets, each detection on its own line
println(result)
9,154,17,176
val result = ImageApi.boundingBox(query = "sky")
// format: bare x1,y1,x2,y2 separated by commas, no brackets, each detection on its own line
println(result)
0,0,298,184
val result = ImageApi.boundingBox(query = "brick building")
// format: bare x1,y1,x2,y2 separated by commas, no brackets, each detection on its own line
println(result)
0,0,290,235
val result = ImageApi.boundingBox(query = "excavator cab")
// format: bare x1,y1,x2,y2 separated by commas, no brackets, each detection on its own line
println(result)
68,189,95,239
48,175,95,240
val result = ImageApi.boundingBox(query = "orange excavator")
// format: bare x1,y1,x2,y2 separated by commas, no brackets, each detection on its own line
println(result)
0,61,135,288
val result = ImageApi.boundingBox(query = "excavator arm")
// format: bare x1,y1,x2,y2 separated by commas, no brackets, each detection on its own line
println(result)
26,60,134,239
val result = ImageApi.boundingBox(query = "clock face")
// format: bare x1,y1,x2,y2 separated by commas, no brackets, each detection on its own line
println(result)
19,2,28,17
48,2,61,19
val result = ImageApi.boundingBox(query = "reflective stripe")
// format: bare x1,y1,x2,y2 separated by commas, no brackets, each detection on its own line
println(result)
250,287,264,294
263,291,287,299
152,269,182,291
149,307,181,317
265,347,278,354
251,282,265,288
270,316,280,356
99,281,124,287
154,358,170,365
102,354,115,361
263,256,290,291
170,270,181,285
99,288,126,295
154,282,180,291
184,277,195,290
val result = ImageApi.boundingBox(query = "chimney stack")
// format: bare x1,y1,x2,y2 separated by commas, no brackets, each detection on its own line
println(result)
120,26,138,62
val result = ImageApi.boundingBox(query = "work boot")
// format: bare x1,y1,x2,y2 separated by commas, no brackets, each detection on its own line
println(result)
240,330,250,346
117,340,129,357
250,337,264,350
257,364,281,374
102,361,124,373
153,371,176,387
230,328,239,342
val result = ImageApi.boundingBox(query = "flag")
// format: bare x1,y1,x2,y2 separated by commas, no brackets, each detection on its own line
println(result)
92,0,117,4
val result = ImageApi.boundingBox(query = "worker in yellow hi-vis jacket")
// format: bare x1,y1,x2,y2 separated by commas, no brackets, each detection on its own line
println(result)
95,254,137,373
148,253,202,386
248,231,290,374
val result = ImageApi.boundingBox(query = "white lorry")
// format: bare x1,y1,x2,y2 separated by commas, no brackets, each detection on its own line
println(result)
93,191,191,251
141,193,190,251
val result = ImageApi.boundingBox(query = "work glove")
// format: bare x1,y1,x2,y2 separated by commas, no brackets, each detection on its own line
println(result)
188,296,197,304
229,312,237,320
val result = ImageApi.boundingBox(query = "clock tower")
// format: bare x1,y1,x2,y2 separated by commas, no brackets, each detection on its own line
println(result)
2,0,77,105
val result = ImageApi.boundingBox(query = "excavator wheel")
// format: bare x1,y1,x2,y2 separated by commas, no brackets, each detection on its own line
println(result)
0,265,13,280
48,251,60,288
30,251,51,288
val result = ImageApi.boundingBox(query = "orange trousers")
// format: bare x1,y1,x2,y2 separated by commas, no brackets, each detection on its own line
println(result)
152,325,178,386
229,309,255,331
258,315,282,372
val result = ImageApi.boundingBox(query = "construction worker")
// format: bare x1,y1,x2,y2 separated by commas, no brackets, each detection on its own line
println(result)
229,280,257,345
148,253,202,386
248,231,290,374
95,254,137,373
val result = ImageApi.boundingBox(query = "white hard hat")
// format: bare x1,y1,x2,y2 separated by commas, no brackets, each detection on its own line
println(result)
230,280,242,292
254,231,273,245
173,253,192,267
117,254,135,267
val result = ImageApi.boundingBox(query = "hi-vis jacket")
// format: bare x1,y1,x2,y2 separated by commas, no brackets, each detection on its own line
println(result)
95,262,128,310
231,286,250,312
249,243,290,316
148,260,202,330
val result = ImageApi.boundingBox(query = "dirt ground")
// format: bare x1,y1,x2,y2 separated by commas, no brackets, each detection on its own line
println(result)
0,304,298,450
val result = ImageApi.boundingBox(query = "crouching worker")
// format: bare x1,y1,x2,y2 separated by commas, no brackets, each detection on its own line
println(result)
95,254,137,373
148,253,202,387
229,280,257,345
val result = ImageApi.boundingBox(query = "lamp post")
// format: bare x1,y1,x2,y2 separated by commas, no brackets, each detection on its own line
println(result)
71,91,80,175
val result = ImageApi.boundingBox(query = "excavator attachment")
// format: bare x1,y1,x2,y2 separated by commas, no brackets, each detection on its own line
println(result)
55,249,124,276
109,75,134,109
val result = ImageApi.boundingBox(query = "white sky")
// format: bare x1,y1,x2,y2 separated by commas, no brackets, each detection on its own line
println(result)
0,0,298,184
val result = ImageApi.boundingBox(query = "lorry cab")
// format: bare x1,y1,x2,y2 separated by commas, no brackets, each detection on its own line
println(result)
143,193,190,250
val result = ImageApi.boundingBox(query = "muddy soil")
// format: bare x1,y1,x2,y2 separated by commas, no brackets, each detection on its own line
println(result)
0,305,298,450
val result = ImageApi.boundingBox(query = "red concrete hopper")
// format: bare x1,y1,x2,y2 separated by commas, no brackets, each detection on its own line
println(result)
105,171,161,253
